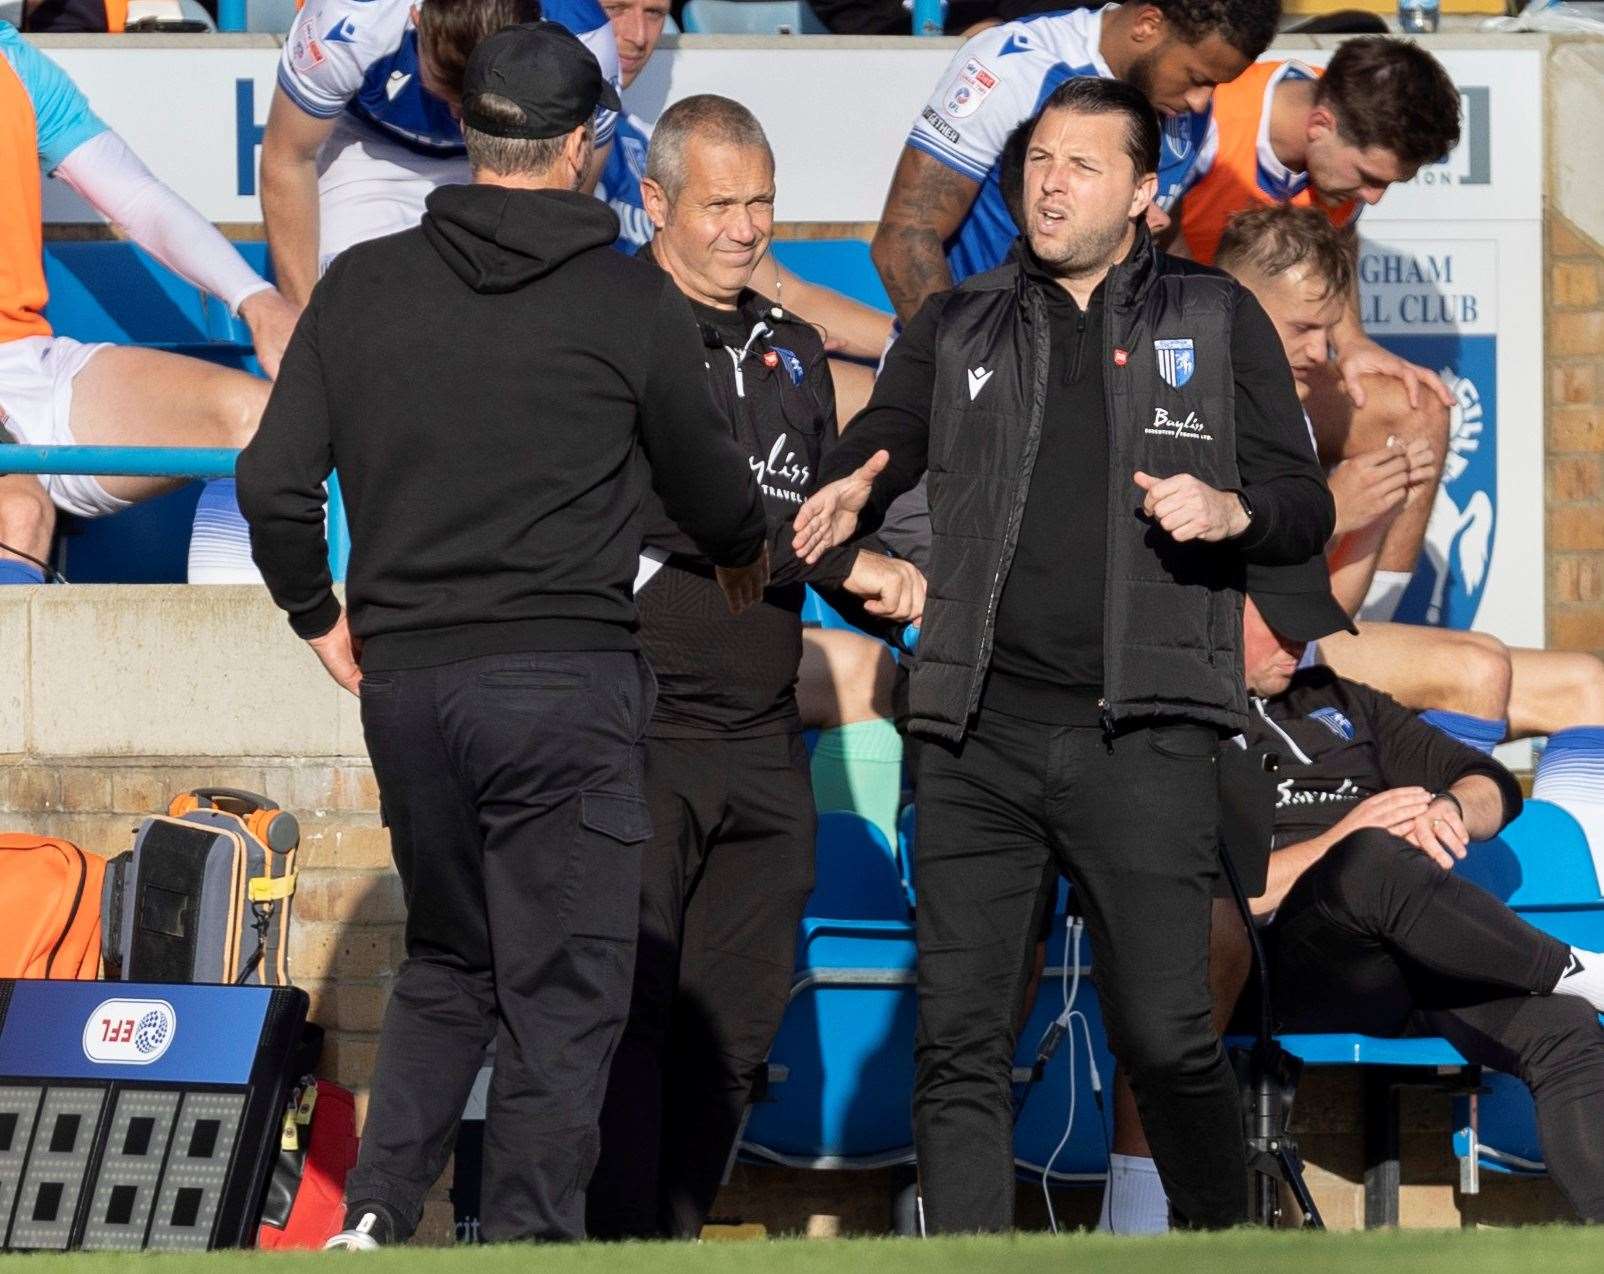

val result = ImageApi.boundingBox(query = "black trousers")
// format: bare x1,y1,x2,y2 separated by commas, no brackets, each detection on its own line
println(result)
347,650,656,1243
1266,827,1604,1221
588,732,816,1239
914,707,1247,1232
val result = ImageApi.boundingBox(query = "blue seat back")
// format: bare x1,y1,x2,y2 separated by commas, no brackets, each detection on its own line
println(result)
681,0,828,34
60,483,204,584
807,811,906,921
44,242,263,357
741,969,917,1163
770,240,892,313
1458,800,1600,907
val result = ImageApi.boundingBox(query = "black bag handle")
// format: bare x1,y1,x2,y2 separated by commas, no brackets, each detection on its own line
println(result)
186,787,280,814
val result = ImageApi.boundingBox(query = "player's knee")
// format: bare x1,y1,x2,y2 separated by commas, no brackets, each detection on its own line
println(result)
1318,828,1419,917
1394,390,1451,453
1561,655,1604,727
218,375,270,449
836,631,896,722
1450,632,1513,717
0,479,55,557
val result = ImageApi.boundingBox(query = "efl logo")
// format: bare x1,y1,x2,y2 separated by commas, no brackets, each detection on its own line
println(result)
83,998,177,1065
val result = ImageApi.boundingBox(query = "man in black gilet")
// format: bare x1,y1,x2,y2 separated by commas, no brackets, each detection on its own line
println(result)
794,77,1333,1231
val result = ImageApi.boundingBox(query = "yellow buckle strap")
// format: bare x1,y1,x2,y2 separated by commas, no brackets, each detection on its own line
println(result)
248,872,298,903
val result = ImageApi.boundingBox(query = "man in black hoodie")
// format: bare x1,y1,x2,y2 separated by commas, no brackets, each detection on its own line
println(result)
237,23,768,1248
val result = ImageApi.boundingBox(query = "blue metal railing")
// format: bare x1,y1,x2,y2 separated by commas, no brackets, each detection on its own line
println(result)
0,445,350,580
0,445,238,479
216,0,247,30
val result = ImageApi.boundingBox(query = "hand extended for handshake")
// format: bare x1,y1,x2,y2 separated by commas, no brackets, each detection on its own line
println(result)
716,539,925,626
790,451,1253,619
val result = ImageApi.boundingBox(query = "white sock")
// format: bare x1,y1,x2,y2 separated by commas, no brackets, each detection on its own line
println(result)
1097,1153,1170,1234
1552,948,1604,1015
187,478,263,584
1357,570,1412,623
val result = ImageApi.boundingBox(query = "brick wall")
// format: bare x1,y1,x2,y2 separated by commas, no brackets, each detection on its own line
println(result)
0,752,459,1237
1548,213,1604,651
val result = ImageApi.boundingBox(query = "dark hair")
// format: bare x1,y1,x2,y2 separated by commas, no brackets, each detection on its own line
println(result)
1148,0,1280,60
999,119,1033,226
1215,204,1355,301
417,0,541,100
1034,76,1160,177
1315,36,1461,169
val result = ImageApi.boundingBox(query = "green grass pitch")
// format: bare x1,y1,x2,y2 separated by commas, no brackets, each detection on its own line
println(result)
12,1229,1604,1274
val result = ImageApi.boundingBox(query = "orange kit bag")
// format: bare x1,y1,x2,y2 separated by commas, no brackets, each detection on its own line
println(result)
0,835,106,979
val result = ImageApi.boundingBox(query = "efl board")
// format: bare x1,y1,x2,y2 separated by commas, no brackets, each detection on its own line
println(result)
0,979,306,1251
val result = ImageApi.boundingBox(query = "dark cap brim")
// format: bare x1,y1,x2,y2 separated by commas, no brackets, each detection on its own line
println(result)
1251,585,1358,644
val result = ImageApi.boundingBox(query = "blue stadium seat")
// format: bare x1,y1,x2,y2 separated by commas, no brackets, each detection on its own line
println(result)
680,0,828,34
1457,799,1601,907
741,812,916,1167
1454,1072,1546,1182
800,585,862,634
808,811,905,921
770,240,893,313
1449,802,1604,1188
1273,1034,1467,1067
43,242,264,369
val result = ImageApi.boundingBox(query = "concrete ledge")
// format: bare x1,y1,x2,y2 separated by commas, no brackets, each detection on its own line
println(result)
8,586,364,757
1553,42,1604,254
0,599,25,754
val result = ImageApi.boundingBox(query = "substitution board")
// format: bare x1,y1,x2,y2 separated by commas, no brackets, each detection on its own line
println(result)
0,979,307,1251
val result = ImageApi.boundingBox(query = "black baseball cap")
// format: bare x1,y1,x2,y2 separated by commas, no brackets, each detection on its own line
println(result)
460,21,621,141
1246,555,1358,644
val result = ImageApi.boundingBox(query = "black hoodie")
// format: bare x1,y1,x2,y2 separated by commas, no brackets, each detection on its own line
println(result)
238,185,767,672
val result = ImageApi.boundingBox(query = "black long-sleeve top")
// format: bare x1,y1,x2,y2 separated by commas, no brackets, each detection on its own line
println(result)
1250,667,1523,850
237,186,767,673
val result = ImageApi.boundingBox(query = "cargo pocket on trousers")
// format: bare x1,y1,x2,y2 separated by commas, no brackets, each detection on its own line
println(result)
562,791,652,941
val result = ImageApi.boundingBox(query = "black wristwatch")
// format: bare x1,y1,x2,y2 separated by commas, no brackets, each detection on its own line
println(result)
1430,790,1465,821
1231,489,1254,534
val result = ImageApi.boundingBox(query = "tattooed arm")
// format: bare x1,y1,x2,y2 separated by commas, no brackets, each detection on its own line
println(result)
870,147,983,326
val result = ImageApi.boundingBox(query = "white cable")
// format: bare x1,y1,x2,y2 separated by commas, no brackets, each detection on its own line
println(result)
1040,917,1084,1234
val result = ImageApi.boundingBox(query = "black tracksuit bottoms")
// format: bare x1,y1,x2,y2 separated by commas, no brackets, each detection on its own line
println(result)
1266,827,1604,1221
346,650,656,1243
914,707,1248,1232
588,732,817,1239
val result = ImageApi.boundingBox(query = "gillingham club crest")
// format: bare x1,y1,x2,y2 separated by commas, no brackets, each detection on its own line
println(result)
1154,338,1196,389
